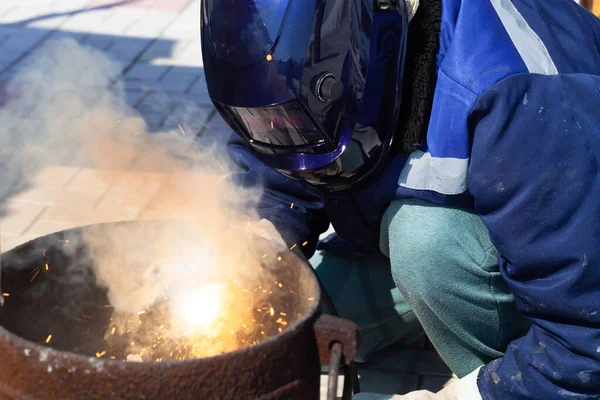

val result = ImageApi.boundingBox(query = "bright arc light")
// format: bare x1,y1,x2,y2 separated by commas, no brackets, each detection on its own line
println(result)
173,284,226,332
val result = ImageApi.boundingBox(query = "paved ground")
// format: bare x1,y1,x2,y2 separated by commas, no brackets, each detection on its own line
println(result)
0,1,452,397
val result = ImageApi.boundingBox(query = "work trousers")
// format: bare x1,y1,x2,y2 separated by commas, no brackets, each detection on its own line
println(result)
309,198,530,378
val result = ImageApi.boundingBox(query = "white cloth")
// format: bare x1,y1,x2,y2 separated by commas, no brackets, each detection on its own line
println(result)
353,367,482,400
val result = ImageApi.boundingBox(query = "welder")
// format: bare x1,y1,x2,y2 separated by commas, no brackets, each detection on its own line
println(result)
201,0,600,398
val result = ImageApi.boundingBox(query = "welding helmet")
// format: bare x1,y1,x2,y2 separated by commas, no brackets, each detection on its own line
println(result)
201,0,409,195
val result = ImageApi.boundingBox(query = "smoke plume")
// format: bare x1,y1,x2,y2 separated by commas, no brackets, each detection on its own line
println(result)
0,37,277,336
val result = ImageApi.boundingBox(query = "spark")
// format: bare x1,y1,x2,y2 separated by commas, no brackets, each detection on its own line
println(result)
178,124,186,136
137,311,145,315
58,240,69,243
2,293,9,297
45,334,52,344
45,262,49,271
302,241,308,247
30,268,40,283
278,328,283,333
278,283,283,288
290,203,294,209
96,351,106,358
308,297,314,301
111,327,116,335
280,312,287,316
135,131,141,135
262,254,268,259
266,54,273,62
269,307,275,316
110,356,116,359
289,244,297,251
277,256,282,261
270,120,274,129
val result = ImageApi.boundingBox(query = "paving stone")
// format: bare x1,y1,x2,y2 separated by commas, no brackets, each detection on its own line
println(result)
160,65,202,84
36,204,140,226
59,9,116,34
100,11,140,36
188,77,208,95
124,79,191,94
106,37,152,62
0,233,38,252
83,34,116,51
48,31,88,44
0,201,47,236
24,219,89,237
125,62,170,81
162,103,213,135
137,39,180,63
62,168,114,194
122,89,145,108
95,171,165,211
91,0,192,12
10,166,80,206
124,12,178,38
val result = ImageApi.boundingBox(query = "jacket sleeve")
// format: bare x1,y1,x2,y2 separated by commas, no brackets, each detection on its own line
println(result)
468,73,600,399
224,133,330,258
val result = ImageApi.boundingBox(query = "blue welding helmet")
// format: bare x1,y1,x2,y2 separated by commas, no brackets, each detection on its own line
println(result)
201,0,409,195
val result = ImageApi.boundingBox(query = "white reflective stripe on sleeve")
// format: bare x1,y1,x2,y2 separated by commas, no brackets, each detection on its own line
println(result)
489,0,558,75
398,150,469,195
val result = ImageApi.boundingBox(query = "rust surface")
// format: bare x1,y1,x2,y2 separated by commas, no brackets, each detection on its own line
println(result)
314,315,360,365
0,223,351,400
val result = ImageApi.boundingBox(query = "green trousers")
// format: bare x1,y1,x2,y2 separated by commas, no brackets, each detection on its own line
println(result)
310,198,530,378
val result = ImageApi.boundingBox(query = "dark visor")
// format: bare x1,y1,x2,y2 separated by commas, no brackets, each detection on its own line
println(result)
228,101,327,147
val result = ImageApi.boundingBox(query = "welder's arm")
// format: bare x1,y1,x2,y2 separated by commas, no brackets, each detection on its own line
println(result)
467,73,600,399
223,133,330,258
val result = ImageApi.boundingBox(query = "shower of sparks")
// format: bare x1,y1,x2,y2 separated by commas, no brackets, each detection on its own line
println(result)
178,124,186,136
45,335,52,344
92,277,303,363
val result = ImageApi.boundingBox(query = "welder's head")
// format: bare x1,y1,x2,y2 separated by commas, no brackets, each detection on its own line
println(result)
201,0,409,195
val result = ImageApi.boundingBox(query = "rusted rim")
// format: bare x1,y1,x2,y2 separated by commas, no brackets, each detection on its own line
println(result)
0,222,322,368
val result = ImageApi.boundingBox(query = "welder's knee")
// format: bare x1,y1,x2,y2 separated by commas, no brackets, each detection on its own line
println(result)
380,198,499,304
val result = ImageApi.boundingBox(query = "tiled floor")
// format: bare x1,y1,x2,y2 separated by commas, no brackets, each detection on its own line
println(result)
0,1,453,397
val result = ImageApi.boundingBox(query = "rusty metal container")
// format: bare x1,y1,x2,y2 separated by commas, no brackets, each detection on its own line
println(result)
0,223,359,400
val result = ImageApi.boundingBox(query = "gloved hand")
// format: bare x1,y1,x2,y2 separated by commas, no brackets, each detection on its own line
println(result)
353,367,482,400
